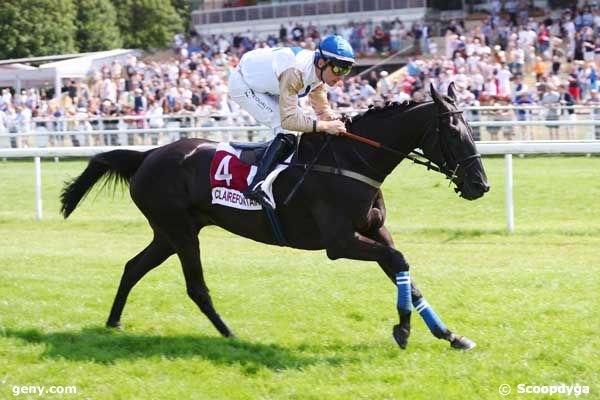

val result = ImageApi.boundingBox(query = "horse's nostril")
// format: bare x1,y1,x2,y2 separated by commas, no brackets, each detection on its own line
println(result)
472,182,489,194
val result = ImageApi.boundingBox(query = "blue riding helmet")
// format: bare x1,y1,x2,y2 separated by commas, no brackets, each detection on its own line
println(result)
316,35,355,75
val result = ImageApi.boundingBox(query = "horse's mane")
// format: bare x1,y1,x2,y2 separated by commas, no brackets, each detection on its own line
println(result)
350,101,424,124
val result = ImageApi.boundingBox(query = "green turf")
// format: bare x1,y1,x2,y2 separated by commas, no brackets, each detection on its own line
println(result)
0,156,599,399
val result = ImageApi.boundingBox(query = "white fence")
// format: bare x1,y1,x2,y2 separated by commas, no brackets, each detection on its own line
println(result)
2,140,600,232
477,141,600,232
2,105,600,147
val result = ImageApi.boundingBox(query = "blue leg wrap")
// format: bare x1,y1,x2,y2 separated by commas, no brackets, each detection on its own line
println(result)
414,298,447,337
395,271,412,316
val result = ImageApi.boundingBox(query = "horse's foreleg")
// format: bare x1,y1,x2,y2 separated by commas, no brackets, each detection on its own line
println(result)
323,228,413,349
365,224,476,350
106,234,174,329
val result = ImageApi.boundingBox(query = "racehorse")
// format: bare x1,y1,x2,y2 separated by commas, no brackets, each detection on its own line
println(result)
61,83,489,350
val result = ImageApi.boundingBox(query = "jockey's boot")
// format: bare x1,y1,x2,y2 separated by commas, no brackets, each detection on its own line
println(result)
243,133,295,209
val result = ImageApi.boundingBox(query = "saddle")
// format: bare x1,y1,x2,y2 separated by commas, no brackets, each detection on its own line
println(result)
229,133,297,165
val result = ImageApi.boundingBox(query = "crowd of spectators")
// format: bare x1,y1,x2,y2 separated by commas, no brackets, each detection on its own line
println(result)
2,2,600,147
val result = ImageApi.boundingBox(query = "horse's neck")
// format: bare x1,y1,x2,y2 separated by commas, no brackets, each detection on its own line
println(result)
296,105,432,181
348,104,431,176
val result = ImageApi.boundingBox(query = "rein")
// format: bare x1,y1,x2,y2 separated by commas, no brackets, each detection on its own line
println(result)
340,108,481,181
339,131,450,177
282,106,481,205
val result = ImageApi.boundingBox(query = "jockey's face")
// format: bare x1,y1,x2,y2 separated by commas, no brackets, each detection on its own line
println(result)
317,59,347,86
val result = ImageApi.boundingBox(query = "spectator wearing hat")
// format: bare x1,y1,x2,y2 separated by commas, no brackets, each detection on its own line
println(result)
455,81,482,140
146,98,164,145
75,105,92,146
377,71,392,99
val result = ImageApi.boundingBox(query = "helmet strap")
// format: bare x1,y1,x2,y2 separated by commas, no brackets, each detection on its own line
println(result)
314,53,328,83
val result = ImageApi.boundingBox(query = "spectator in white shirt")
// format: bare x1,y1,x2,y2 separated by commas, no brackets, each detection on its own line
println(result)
497,65,513,96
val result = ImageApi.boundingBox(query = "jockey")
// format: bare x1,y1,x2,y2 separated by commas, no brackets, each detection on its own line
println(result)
228,35,355,208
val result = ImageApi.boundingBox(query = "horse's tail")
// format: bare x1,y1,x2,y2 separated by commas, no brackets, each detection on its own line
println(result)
60,149,150,218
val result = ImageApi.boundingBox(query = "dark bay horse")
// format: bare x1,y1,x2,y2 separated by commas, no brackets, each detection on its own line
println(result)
61,83,489,350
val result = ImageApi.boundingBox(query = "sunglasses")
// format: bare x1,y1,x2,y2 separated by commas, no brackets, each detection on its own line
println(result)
330,63,352,76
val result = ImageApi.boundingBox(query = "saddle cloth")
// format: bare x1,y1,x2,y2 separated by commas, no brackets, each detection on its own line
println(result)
209,142,292,210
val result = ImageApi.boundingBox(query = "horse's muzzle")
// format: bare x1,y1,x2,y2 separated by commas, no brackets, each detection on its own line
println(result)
457,180,489,200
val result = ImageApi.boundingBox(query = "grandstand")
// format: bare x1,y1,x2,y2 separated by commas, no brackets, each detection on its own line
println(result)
191,0,432,37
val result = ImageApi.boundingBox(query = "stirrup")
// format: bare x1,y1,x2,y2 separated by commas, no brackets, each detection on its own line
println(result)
243,180,263,198
243,182,272,207
246,189,273,210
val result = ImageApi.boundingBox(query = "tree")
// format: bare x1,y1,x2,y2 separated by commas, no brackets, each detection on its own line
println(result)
113,0,184,49
0,0,77,59
76,0,123,52
170,0,192,34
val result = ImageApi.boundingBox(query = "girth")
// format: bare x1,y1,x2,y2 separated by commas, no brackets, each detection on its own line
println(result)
311,165,382,189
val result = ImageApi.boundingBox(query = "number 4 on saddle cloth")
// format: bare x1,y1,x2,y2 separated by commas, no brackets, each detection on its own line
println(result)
209,135,297,211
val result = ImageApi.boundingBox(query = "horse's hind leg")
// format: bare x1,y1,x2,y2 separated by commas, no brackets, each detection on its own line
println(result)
106,234,175,329
170,231,234,338
365,224,475,350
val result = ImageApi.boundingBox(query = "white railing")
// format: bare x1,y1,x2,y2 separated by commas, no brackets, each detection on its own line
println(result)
2,140,600,232
2,106,600,147
479,141,600,233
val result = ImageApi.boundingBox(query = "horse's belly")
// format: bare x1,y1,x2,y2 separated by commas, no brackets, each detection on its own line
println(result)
206,205,324,250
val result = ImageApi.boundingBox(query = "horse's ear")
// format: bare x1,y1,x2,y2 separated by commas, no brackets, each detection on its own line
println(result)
430,83,445,106
447,81,457,101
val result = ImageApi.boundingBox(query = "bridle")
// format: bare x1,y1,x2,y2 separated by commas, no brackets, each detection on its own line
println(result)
430,109,482,181
340,107,481,182
283,105,482,206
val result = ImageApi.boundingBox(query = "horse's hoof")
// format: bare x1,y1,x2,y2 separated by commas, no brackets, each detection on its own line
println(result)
450,335,476,350
106,321,123,331
392,324,410,349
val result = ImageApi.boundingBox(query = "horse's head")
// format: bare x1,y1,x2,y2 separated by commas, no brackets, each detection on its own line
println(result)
421,83,489,200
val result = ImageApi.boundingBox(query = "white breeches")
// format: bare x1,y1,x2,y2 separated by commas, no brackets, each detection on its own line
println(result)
228,68,282,134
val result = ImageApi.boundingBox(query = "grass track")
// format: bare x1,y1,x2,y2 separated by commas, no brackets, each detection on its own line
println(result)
0,156,599,399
